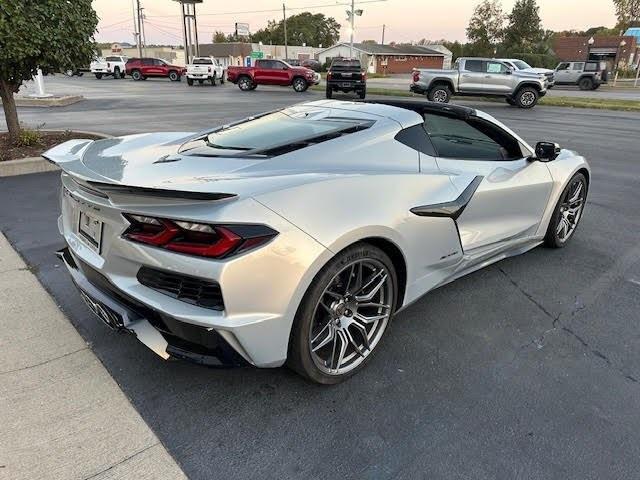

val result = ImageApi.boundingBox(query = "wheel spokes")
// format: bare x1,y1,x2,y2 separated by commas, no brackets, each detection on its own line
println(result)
355,272,388,302
311,322,335,352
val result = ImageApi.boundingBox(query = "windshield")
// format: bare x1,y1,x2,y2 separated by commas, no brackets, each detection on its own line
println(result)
204,111,368,151
512,60,532,70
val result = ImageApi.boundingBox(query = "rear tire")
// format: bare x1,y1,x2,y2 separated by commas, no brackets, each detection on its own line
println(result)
220,71,226,84
427,84,451,103
358,87,366,99
287,243,398,384
113,67,120,79
578,77,593,91
131,70,143,81
238,76,253,91
544,173,588,248
325,86,333,99
515,86,539,108
211,73,217,86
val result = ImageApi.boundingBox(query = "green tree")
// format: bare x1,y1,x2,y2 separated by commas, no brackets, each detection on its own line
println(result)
251,12,340,47
212,31,228,43
503,0,544,54
0,0,98,143
613,0,640,29
466,0,504,55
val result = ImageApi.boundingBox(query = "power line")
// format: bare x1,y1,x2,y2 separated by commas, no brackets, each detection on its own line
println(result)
144,0,386,18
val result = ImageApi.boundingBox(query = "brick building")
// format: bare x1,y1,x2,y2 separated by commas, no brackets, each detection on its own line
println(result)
317,43,451,74
553,35,638,71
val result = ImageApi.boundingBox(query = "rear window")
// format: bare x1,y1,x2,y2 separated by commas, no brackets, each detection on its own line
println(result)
464,60,483,72
105,56,121,62
205,111,369,151
180,108,374,157
331,59,361,70
193,58,213,64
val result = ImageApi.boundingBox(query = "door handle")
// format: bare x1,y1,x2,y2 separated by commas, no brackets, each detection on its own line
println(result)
462,74,471,78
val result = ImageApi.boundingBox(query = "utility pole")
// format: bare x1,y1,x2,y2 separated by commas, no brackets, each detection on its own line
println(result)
283,4,288,60
349,0,355,57
381,24,385,45
180,3,188,63
132,0,140,54
135,0,143,58
192,2,199,57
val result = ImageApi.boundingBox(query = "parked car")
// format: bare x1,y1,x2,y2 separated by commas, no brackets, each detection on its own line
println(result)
90,56,128,79
326,58,367,99
411,57,548,108
499,58,555,88
553,61,606,90
125,58,186,82
45,98,590,384
284,59,301,66
302,59,322,72
227,59,320,92
185,56,225,86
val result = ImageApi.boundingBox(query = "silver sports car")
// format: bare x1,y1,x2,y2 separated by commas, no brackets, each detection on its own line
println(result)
44,99,590,384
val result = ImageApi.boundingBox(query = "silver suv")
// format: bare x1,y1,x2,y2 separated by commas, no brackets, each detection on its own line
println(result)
554,61,606,90
410,57,548,108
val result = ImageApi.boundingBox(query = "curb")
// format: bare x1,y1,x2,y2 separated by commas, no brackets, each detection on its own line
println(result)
0,130,112,178
14,95,84,107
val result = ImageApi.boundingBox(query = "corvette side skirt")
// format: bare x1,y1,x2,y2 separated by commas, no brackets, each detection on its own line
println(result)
410,176,483,220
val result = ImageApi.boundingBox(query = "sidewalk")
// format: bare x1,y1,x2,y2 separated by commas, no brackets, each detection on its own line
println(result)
0,233,186,480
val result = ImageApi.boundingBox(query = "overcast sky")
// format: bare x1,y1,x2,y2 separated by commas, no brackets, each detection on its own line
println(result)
94,0,618,46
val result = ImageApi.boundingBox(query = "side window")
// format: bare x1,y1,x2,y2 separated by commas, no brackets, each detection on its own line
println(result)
486,61,508,74
464,60,483,72
572,62,585,71
556,63,570,71
142,58,153,66
423,113,525,161
584,62,597,72
272,61,287,69
395,124,436,156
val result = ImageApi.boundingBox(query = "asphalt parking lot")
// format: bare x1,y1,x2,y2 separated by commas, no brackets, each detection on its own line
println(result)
2,76,640,479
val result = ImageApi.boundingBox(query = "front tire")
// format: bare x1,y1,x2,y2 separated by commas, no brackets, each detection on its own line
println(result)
292,77,308,92
169,70,180,82
427,84,451,103
515,86,539,108
544,172,588,248
94,73,102,79
288,243,397,384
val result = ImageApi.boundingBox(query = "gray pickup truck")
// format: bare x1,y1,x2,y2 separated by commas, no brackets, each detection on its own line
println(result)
410,57,548,108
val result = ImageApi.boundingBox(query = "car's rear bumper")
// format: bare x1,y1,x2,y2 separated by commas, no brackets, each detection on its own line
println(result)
58,246,248,367
410,83,427,94
327,80,365,90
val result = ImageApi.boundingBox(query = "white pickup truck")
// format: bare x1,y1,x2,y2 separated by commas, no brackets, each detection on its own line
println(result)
186,57,225,86
90,56,128,79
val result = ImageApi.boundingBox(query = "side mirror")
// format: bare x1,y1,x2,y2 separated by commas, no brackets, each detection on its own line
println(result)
505,69,513,75
534,141,561,161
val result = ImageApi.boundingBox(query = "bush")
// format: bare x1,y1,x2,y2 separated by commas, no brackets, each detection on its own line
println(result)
16,128,41,147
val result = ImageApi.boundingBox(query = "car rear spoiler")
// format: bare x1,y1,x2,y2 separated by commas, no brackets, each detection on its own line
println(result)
42,139,237,202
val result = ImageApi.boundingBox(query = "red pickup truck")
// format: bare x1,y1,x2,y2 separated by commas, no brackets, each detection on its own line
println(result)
227,59,320,92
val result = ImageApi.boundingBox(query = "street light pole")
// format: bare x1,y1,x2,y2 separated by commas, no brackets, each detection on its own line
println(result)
283,4,288,60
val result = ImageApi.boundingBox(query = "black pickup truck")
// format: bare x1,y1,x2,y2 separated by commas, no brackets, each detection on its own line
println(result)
326,58,367,99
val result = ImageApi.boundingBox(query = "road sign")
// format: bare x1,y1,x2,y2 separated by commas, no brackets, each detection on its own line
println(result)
235,22,250,37
250,51,264,59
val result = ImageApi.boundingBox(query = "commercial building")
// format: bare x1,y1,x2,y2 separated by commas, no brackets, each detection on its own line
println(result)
553,34,639,71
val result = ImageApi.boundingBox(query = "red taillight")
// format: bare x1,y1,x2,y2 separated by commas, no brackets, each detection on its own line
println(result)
122,214,277,259
327,72,332,80
412,70,420,83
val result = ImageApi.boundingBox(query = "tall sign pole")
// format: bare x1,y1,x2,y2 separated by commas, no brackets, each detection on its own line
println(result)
283,4,288,60
180,3,188,62
136,0,143,58
349,0,355,57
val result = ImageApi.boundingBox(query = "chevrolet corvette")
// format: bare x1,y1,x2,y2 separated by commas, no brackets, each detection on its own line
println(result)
44,99,590,384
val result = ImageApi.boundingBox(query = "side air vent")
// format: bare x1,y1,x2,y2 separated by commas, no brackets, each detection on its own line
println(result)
137,267,224,310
